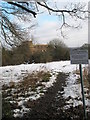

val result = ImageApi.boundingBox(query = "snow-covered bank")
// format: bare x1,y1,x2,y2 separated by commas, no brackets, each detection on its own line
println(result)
0,61,90,117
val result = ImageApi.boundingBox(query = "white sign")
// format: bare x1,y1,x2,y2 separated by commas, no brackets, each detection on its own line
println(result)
70,48,88,64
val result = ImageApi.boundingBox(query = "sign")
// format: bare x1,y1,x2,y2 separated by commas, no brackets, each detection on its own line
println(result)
70,48,88,64
70,48,88,119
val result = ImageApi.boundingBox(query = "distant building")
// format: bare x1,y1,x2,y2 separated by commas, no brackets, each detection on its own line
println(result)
23,41,48,54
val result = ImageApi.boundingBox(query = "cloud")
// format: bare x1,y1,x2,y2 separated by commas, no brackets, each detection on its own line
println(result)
32,21,60,44
31,18,88,47
60,20,88,47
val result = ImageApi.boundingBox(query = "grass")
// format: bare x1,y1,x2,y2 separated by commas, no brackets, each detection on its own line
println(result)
76,74,90,90
74,67,90,90
2,70,52,118
2,99,13,118
41,72,51,82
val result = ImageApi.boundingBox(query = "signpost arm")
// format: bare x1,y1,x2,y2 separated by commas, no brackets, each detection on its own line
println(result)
79,64,87,120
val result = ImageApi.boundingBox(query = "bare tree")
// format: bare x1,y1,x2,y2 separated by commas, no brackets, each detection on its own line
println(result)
0,0,88,47
0,1,37,47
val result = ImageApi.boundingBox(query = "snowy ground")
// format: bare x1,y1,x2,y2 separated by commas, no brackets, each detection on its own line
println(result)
0,61,78,85
0,61,90,118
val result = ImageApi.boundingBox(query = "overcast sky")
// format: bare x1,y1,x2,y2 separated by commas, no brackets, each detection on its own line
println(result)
29,0,89,47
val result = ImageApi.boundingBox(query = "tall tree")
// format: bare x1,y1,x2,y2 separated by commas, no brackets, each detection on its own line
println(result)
48,39,69,60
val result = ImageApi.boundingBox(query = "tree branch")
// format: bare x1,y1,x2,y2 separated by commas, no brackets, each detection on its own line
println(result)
8,2,37,17
37,2,75,13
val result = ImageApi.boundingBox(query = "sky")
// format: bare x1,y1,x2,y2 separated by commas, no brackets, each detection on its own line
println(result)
1,0,89,47
29,0,89,47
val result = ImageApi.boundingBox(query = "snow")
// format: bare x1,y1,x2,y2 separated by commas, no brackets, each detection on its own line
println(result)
0,61,90,117
0,61,77,85
13,106,30,118
42,73,57,88
63,74,81,99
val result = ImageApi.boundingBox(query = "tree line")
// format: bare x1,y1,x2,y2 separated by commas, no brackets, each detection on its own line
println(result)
2,39,70,66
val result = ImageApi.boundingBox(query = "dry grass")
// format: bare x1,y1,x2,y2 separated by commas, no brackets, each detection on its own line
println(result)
74,67,90,96
18,71,51,90
2,71,51,98
2,71,52,118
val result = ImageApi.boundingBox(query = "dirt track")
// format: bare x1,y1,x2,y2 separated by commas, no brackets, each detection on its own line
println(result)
2,72,90,120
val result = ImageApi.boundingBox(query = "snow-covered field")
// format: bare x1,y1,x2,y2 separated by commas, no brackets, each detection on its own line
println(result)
0,61,79,84
0,61,90,117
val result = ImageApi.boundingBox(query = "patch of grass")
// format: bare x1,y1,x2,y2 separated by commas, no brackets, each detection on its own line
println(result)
18,71,51,89
9,81,15,88
77,76,90,89
74,68,90,89
87,74,90,86
31,87,36,92
2,71,52,118
41,72,51,82
2,99,13,118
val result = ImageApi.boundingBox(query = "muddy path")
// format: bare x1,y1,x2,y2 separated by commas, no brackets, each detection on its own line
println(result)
28,72,67,120
27,72,89,120
23,72,86,120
